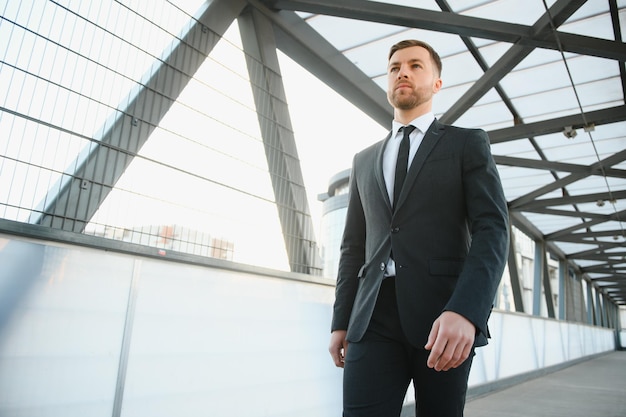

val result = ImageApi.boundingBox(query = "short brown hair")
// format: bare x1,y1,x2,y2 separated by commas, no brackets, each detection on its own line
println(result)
388,40,442,77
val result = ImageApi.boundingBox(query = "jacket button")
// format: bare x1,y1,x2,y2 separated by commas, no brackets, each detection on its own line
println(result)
380,263,386,270
391,227,400,233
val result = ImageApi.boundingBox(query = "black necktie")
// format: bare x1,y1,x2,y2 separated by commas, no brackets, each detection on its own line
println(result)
393,125,416,208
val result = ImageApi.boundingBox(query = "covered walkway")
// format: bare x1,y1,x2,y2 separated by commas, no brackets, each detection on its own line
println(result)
465,351,626,417
1,2,625,416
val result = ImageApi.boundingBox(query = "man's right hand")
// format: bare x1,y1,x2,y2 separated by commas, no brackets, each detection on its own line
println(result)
329,330,348,368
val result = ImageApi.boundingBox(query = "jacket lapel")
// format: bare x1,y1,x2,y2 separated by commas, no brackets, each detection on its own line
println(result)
376,132,393,212
395,119,445,209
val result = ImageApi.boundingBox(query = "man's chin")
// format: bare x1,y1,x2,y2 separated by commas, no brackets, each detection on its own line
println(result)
393,99,419,110
390,91,430,111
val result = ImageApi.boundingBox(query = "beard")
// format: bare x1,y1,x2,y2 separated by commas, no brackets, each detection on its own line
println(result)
388,85,432,110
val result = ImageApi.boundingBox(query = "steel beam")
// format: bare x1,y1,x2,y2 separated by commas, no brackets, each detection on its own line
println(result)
249,0,392,127
488,105,626,144
441,0,587,124
586,278,595,325
260,0,625,60
533,240,544,316
34,0,248,232
559,260,567,320
543,249,556,318
494,155,626,179
238,6,322,274
508,224,526,313
512,190,626,212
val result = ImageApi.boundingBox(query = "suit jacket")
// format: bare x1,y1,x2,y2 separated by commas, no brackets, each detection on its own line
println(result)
331,119,509,348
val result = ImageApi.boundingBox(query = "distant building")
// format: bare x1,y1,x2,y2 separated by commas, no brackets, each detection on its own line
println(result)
317,169,350,279
88,224,234,260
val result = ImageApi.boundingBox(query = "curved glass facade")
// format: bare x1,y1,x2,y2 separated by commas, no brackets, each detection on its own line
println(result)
318,170,350,278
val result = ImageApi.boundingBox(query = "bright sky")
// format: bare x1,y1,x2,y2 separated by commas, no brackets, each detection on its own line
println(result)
277,52,388,232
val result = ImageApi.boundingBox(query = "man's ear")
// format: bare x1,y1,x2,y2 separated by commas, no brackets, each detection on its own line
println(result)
432,77,443,94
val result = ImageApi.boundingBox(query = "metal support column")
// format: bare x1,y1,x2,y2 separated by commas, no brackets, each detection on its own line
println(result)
606,296,617,328
564,268,585,322
558,259,567,320
610,302,622,349
586,277,595,325
238,6,322,274
602,293,611,328
542,250,556,318
507,225,525,312
594,288,604,326
616,304,624,350
533,240,544,316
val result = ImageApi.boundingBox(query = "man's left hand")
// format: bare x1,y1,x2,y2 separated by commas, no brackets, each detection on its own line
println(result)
424,311,475,371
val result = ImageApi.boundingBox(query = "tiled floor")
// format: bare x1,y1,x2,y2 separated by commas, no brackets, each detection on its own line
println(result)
464,351,626,417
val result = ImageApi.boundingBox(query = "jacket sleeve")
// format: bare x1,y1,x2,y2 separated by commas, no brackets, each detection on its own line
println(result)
331,154,366,332
445,129,509,339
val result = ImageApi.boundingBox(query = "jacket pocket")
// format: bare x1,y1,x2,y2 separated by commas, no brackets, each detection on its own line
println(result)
429,258,464,277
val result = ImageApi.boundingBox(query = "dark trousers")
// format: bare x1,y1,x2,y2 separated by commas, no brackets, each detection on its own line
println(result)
343,278,474,417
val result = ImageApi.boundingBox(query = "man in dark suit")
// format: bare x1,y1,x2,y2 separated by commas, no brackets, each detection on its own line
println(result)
328,39,509,417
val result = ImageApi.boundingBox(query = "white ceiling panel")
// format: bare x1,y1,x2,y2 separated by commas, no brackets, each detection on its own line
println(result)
456,0,555,25
304,15,402,52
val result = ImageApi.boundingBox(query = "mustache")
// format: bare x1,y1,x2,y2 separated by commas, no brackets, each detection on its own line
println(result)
394,81,413,89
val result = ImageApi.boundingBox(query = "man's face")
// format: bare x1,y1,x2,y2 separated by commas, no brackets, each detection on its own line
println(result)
387,46,442,111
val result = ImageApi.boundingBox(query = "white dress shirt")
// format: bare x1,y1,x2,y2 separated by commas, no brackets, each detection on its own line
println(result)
383,112,435,276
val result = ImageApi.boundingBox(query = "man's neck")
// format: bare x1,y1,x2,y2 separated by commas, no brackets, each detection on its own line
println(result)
394,106,432,125
394,103,432,125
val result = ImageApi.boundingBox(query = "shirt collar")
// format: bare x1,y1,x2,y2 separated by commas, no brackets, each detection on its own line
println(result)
391,112,435,138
